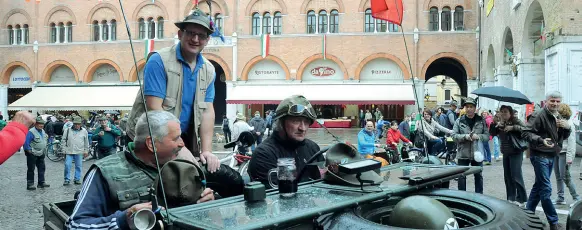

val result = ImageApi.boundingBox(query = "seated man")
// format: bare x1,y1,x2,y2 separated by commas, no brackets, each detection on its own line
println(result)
67,111,214,230
248,95,324,188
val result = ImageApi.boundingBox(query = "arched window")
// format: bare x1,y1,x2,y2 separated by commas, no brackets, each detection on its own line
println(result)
92,20,100,41
102,20,109,41
252,13,260,35
7,25,13,45
441,7,451,31
157,17,164,38
147,18,155,39
110,20,117,41
58,22,65,42
318,10,327,33
23,24,29,44
364,9,374,32
15,25,21,44
388,22,399,32
306,11,316,34
51,23,58,43
273,12,282,35
330,10,339,33
263,12,271,34
138,18,145,39
454,6,464,31
429,7,438,31
65,22,71,43
214,14,222,33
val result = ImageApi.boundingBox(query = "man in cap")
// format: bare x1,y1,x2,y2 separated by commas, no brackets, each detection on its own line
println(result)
62,116,89,185
68,111,214,230
444,101,458,129
248,95,325,188
126,8,220,173
92,115,121,159
249,111,266,150
23,117,51,190
52,115,65,136
451,97,489,194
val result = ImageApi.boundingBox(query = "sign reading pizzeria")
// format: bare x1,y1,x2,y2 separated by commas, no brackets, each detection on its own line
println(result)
302,59,343,81
360,58,404,81
248,59,285,81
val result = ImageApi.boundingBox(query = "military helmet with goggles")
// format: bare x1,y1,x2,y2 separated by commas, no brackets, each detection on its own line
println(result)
274,95,317,122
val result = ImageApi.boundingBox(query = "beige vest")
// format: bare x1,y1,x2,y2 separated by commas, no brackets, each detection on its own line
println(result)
127,44,215,152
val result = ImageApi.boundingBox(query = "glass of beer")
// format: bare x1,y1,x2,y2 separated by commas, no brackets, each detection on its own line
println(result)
268,158,297,197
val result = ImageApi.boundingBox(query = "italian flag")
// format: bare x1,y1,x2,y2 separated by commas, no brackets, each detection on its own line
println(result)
322,34,327,60
145,39,154,58
261,33,270,58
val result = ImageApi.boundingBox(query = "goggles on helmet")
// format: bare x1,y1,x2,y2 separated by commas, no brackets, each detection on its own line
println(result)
288,104,316,119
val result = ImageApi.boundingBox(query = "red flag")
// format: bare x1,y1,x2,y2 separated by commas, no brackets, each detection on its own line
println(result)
371,0,404,26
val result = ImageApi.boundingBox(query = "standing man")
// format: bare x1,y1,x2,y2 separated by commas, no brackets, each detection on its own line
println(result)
249,111,266,150
445,102,458,130
522,91,571,230
126,9,220,172
359,109,365,128
451,98,489,194
265,111,273,137
399,115,411,140
23,117,51,190
374,108,383,123
62,116,89,185
222,114,232,143
92,116,121,159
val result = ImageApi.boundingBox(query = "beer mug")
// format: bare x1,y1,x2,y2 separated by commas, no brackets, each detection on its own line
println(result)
268,158,298,197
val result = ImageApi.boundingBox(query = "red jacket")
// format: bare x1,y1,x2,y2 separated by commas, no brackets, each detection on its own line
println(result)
0,122,28,165
386,128,411,148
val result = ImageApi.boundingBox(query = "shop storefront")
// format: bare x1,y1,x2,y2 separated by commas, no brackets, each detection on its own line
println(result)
4,66,33,119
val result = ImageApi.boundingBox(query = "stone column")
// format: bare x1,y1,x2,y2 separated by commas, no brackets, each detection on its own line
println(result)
56,26,61,43
108,23,112,41
451,10,455,31
20,28,25,44
270,17,274,34
405,80,425,114
315,15,318,34
374,19,377,33
438,10,442,32
258,16,263,35
516,58,546,104
64,26,68,43
0,85,7,121
326,13,330,33
98,24,103,41
144,21,149,39
154,21,158,39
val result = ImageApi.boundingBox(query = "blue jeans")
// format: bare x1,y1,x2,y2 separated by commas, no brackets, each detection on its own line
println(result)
481,140,492,162
64,154,83,182
526,156,558,225
427,139,444,155
493,136,500,159
376,128,383,139
251,135,263,151
48,136,54,152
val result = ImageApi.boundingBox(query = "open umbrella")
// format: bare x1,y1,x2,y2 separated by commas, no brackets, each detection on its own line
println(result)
471,86,532,105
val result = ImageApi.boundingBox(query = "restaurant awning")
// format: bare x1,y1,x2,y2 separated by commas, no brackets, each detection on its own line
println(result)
8,85,140,111
226,84,416,105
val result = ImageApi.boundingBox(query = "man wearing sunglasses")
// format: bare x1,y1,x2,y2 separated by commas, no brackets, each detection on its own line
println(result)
127,9,220,173
248,95,325,188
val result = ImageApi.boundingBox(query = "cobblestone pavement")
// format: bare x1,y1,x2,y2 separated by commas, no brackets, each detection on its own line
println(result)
0,127,578,229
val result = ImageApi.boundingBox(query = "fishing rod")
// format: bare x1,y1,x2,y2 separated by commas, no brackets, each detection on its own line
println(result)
117,0,171,226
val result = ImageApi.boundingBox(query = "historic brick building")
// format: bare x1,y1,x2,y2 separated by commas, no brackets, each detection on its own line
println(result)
0,0,479,123
479,0,582,116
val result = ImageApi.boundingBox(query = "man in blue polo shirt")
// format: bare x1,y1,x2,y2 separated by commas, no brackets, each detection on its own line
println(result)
127,9,220,172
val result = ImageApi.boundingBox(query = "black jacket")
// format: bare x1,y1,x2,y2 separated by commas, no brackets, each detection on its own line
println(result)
489,118,526,155
521,108,572,157
248,132,323,189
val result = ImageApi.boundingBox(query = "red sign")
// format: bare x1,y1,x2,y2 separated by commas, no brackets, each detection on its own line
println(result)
310,67,336,77
525,104,534,118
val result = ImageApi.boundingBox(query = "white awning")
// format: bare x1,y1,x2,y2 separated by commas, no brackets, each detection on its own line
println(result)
226,84,416,105
8,86,140,111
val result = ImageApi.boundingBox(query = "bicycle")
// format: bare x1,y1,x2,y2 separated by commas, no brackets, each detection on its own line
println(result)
218,131,255,184
45,135,65,162
84,141,98,161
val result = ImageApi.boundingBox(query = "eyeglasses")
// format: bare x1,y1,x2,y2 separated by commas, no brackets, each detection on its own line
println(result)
181,30,208,40
288,104,316,118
